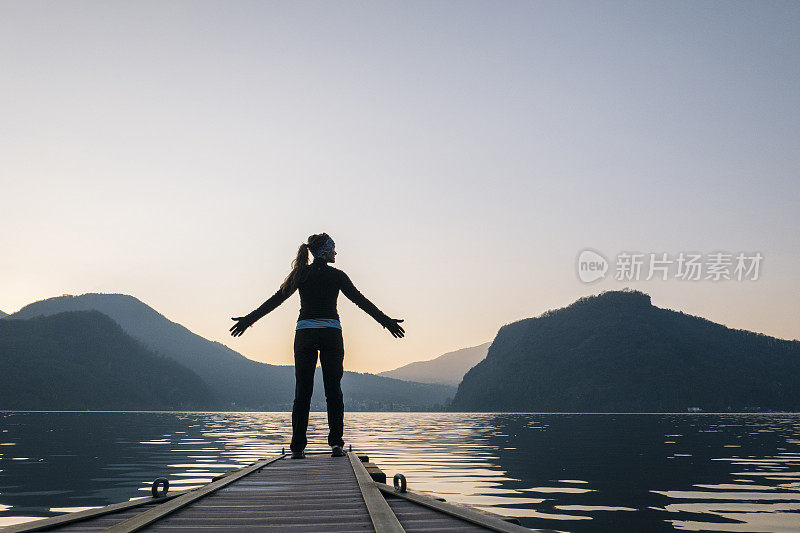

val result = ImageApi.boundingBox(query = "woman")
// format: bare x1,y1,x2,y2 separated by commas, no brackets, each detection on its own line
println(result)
229,233,405,459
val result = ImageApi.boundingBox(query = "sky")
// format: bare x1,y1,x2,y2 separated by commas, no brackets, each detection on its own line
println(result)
1,1,798,373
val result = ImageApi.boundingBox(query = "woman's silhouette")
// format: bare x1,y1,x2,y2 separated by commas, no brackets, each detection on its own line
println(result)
230,233,404,459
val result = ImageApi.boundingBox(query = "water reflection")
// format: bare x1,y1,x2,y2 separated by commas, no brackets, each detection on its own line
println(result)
465,414,800,532
0,412,798,531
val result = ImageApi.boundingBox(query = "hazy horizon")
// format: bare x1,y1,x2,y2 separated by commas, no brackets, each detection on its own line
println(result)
2,1,798,373
3,287,798,376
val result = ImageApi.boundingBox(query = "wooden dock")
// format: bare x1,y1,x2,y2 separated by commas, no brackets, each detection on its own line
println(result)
4,451,546,532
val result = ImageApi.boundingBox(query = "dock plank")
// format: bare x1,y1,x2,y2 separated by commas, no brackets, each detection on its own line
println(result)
22,450,536,532
348,451,405,533
143,454,373,532
386,498,489,532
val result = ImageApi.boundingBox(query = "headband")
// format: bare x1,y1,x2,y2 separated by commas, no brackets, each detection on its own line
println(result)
310,236,335,258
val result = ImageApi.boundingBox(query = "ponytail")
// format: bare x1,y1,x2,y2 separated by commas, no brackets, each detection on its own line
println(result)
279,234,330,293
279,242,310,294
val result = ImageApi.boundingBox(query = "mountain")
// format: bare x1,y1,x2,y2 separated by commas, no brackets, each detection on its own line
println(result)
10,294,287,409
0,311,217,410
451,290,800,412
0,309,7,318
9,294,455,410
379,342,491,385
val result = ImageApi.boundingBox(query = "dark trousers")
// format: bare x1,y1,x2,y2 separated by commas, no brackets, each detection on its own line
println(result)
291,327,345,452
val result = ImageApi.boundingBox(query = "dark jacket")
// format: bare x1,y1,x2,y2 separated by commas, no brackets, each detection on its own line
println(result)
247,257,389,326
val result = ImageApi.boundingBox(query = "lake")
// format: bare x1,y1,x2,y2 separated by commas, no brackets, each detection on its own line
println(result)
0,412,798,531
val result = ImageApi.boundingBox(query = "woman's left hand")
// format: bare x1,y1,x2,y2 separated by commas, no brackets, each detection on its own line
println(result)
230,316,254,337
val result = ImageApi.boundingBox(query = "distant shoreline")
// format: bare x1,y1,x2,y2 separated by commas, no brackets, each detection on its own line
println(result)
2,410,799,415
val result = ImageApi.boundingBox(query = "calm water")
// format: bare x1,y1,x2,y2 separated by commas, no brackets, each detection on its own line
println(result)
0,412,799,531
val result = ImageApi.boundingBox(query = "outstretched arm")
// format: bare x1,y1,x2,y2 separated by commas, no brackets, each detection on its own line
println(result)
339,271,405,338
230,285,296,337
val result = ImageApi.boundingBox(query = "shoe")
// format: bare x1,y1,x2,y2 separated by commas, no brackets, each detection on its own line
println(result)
291,450,305,459
331,445,345,457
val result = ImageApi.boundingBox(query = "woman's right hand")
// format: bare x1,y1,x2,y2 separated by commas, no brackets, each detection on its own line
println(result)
383,318,405,339
230,315,255,337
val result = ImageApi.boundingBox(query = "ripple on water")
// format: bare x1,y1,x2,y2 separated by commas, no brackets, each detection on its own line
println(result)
0,412,799,532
